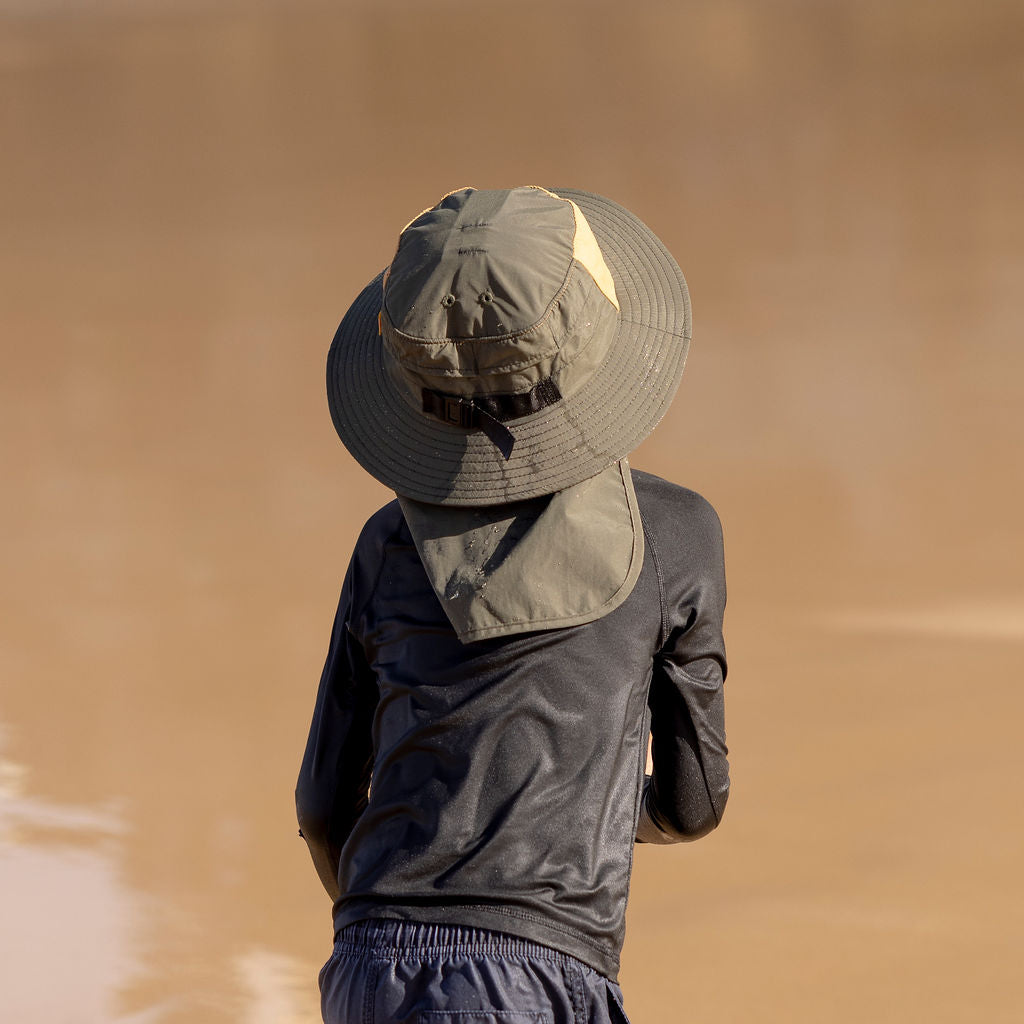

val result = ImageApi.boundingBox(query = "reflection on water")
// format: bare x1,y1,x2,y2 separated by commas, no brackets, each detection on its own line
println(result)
234,950,312,1024
0,747,131,1023
1,1,1021,1022
0,742,317,1022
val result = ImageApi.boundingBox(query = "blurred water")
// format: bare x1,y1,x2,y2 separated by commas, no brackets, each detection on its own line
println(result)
1,2,1021,1021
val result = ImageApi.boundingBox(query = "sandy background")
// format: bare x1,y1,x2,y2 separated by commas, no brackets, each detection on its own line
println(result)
1,1,1022,1021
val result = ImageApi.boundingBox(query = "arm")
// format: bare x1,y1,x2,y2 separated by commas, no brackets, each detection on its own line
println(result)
636,497,729,844
295,563,379,900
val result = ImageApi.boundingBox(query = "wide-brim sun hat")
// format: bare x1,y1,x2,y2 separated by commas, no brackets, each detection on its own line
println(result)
327,185,691,506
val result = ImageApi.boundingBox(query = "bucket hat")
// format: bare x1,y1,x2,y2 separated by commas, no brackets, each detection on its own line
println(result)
327,185,691,506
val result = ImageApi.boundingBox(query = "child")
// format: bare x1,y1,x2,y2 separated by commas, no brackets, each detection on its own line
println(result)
296,186,729,1024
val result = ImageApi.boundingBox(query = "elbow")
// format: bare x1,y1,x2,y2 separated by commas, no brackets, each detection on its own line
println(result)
646,778,729,844
295,781,329,848
685,776,729,839
661,805,721,843
295,783,344,903
691,784,729,839
671,759,731,840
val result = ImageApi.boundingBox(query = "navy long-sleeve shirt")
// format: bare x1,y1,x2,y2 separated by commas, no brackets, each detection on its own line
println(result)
296,470,729,981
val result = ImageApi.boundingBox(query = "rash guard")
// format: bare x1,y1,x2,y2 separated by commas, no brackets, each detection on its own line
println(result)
296,470,729,981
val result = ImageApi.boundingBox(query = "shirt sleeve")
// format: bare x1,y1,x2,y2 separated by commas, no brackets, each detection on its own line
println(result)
295,556,379,900
636,494,730,844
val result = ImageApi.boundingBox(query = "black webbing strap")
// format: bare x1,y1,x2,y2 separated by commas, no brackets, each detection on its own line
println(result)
421,378,563,460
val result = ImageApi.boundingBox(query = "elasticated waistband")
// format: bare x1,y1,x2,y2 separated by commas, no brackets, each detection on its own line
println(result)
337,918,576,963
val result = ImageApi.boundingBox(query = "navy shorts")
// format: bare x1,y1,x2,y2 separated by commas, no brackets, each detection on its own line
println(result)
319,920,630,1024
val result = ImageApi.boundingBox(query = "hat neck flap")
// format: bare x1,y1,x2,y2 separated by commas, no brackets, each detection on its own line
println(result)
397,459,644,643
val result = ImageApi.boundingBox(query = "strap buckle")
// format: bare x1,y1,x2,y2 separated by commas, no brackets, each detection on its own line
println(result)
443,396,465,426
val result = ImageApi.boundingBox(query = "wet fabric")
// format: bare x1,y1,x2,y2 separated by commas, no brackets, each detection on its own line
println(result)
319,920,631,1024
397,460,643,642
296,471,729,981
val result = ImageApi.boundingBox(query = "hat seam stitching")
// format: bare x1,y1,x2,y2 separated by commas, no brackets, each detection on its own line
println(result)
383,272,616,383
336,330,679,480
379,262,596,347
414,303,614,395
617,316,692,341
338,308,681,463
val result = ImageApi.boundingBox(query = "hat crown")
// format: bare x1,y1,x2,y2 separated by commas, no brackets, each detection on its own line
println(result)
384,187,576,341
379,187,621,400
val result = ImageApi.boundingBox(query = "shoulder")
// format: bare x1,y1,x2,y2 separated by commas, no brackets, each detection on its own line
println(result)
630,469,727,628
342,499,407,610
631,469,726,603
355,498,406,550
630,469,723,552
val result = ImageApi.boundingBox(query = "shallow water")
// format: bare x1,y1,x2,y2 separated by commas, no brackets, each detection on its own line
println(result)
2,2,1022,1021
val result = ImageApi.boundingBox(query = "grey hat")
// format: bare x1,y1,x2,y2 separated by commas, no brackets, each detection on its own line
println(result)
327,186,690,506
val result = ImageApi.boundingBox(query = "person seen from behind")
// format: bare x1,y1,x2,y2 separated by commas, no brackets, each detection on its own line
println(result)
296,185,730,1024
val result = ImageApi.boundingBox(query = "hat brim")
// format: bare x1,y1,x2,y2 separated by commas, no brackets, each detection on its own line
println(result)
326,188,691,506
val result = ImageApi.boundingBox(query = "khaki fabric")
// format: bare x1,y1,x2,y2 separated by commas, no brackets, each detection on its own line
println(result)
328,186,691,506
379,187,620,401
398,460,643,643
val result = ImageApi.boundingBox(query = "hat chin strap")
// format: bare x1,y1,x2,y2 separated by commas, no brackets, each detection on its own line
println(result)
421,377,563,461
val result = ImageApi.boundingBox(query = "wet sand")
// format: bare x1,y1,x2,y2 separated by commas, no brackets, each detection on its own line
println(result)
1,1,1022,1021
